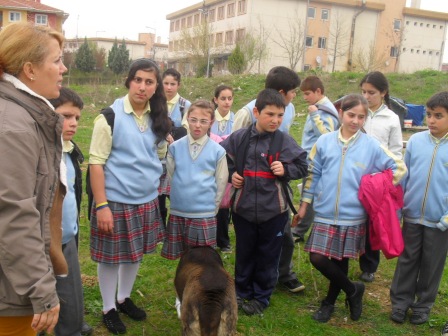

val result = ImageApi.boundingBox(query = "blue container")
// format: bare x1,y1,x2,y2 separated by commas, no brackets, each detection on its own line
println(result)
405,104,425,126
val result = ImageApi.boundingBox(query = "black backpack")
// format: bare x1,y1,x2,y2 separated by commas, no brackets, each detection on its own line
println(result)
235,126,298,214
86,107,115,220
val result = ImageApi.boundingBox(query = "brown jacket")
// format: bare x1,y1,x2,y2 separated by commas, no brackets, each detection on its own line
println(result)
0,80,63,316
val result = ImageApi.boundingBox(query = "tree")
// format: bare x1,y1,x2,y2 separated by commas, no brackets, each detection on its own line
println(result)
180,17,212,77
75,37,95,73
271,13,305,71
384,21,407,72
240,20,270,74
353,42,388,72
108,38,130,75
228,44,246,74
327,11,351,72
91,45,107,72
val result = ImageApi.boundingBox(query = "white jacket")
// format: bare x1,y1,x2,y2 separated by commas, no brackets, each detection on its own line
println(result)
364,104,403,159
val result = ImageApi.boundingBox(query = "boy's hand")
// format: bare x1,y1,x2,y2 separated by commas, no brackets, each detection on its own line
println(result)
232,172,244,189
270,161,285,177
308,105,318,114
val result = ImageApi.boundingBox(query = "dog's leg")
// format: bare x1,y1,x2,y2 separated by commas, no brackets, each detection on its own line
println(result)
175,296,182,319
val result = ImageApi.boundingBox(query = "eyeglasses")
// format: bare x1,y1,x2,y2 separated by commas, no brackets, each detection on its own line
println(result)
187,118,211,126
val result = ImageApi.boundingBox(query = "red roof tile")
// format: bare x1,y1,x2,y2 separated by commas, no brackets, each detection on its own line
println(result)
0,0,64,14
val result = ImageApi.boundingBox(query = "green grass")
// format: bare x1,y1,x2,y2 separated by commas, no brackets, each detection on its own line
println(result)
70,71,448,335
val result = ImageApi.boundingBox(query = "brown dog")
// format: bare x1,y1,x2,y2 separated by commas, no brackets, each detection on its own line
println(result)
174,246,237,336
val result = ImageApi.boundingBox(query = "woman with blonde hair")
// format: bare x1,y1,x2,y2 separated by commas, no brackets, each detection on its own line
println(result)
0,22,67,335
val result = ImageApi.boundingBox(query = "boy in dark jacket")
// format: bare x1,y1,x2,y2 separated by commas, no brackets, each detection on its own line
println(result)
221,89,307,315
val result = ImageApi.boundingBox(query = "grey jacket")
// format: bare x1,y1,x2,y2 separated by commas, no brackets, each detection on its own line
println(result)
0,80,62,316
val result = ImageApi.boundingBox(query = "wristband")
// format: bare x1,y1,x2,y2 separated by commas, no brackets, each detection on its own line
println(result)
96,202,109,210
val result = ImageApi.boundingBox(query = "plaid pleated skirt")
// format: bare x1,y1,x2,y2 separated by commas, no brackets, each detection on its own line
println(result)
161,214,217,260
90,199,165,264
304,222,366,260
158,164,170,195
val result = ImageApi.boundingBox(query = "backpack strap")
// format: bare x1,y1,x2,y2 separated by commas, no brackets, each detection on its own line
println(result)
86,107,115,220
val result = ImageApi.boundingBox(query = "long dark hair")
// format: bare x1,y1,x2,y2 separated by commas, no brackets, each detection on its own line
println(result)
360,71,390,108
125,58,171,144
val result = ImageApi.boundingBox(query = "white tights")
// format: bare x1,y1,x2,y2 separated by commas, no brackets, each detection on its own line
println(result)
98,262,140,313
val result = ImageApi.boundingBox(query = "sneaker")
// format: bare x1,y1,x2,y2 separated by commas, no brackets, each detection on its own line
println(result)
81,321,93,335
282,278,305,293
312,300,335,323
410,311,429,325
390,309,407,324
359,272,375,283
346,282,365,321
116,298,147,321
103,308,126,334
220,246,232,253
242,299,266,316
441,320,448,336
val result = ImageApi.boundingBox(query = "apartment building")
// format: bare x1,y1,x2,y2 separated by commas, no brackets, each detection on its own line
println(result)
0,0,66,32
166,0,448,74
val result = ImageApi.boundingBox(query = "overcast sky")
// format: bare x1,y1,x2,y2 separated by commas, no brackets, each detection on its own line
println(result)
44,0,447,59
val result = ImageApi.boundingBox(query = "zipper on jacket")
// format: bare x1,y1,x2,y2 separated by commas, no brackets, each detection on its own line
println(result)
420,142,439,222
254,135,259,223
334,145,348,222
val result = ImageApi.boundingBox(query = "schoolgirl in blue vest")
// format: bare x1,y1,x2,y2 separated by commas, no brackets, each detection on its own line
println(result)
158,68,192,227
297,94,407,323
161,99,228,260
209,85,235,253
89,59,171,334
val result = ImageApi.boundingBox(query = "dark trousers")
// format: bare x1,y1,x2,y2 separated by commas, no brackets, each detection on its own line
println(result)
233,211,288,307
278,217,297,283
359,221,380,273
216,208,231,248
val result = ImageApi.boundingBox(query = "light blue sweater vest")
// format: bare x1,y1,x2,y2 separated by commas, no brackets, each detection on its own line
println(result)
169,136,225,218
104,98,163,204
62,153,78,244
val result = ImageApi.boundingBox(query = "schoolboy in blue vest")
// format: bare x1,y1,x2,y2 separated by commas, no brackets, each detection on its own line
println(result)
390,91,448,325
232,66,306,294
221,89,308,315
49,87,92,336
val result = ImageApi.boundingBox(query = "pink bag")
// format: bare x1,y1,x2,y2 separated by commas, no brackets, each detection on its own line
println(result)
219,183,234,209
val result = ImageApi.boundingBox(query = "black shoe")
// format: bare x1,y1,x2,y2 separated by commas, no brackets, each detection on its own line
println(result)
346,282,365,321
236,296,244,310
220,246,232,253
242,299,266,316
359,272,375,283
441,320,448,336
117,298,147,321
312,300,335,323
410,311,429,325
390,309,407,324
81,321,93,335
103,308,126,334
282,278,305,293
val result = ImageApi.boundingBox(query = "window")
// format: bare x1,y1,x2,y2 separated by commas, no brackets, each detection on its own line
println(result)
321,9,329,20
304,64,311,71
441,26,444,29
181,18,186,29
308,7,316,19
406,21,409,25
393,19,401,31
216,32,223,45
35,14,47,25
175,20,180,31
414,22,417,26
433,24,436,28
225,30,233,44
227,3,235,17
187,16,192,27
426,23,430,27
423,50,426,54
174,40,179,52
390,46,399,57
194,14,199,26
318,37,326,49
238,0,247,14
209,34,214,47
429,51,433,55
208,9,215,22
170,21,175,32
218,6,225,20
169,41,173,52
9,12,20,22
236,28,245,42
306,36,313,47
